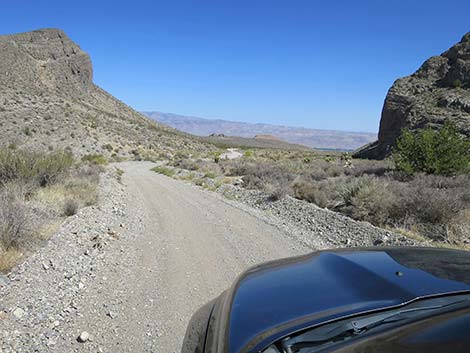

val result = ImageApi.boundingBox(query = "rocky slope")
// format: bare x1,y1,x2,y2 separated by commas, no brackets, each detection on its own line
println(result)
355,33,470,159
0,29,211,158
144,111,376,151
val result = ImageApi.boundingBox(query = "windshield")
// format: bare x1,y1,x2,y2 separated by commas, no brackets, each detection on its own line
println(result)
265,294,470,353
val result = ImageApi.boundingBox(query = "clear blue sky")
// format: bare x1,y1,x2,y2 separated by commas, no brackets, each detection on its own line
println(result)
1,1,469,133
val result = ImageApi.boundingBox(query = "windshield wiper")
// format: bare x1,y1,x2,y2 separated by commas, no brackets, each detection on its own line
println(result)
282,297,470,353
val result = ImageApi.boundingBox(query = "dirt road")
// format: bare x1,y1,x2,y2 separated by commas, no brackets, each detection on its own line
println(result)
115,162,308,352
32,162,307,353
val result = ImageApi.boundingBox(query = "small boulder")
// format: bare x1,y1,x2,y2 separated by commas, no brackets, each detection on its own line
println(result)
77,331,90,343
12,307,25,319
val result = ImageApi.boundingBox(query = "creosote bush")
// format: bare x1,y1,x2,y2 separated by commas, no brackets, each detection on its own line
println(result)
0,148,74,187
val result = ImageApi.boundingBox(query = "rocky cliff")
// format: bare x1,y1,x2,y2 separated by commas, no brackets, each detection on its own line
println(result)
354,33,470,159
0,29,210,157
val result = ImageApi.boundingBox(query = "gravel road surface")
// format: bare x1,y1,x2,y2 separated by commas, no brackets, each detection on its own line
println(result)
0,162,309,352
109,162,308,352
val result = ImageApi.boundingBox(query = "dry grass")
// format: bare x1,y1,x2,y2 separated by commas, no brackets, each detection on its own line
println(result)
0,149,101,273
0,247,24,273
34,176,98,213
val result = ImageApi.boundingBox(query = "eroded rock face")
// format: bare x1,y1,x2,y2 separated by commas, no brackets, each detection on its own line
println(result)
0,28,211,157
354,33,470,159
0,28,93,94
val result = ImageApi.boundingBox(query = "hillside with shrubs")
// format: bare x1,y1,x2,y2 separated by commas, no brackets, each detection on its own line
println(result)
0,29,212,161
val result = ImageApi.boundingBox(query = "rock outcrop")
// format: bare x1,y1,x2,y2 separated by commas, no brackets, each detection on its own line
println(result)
0,29,93,94
0,29,210,157
354,33,470,159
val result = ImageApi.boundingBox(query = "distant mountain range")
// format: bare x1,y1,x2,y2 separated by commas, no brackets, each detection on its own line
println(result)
143,112,377,150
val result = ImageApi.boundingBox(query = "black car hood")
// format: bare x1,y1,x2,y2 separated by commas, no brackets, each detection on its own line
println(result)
227,247,470,353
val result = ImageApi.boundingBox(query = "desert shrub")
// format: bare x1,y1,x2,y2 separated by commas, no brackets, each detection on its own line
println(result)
308,167,329,181
333,177,370,209
63,199,79,216
102,144,113,152
393,123,470,175
344,159,392,177
204,172,216,179
384,175,467,240
82,154,107,165
344,179,396,225
222,159,251,176
324,164,344,177
267,184,291,201
0,149,73,187
34,175,99,213
173,158,200,171
401,183,462,225
241,163,294,190
151,166,175,177
73,164,102,183
0,189,31,250
34,151,74,186
194,178,206,186
292,179,328,207
448,210,470,245
63,178,99,206
174,150,190,160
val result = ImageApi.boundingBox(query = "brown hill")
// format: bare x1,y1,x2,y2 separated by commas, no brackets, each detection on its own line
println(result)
253,134,282,141
202,134,311,150
0,28,210,158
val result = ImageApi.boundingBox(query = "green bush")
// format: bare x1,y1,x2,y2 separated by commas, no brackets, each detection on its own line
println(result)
151,166,175,177
453,79,462,88
0,149,74,187
82,154,108,165
204,172,216,179
393,123,470,176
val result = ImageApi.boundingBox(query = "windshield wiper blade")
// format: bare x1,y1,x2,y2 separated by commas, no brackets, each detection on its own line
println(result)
283,298,470,353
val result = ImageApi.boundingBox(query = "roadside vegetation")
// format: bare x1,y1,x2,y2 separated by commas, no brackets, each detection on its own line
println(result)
161,126,469,248
0,148,101,272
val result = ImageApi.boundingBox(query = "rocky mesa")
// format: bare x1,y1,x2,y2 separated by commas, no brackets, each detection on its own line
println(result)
355,32,470,159
0,28,210,158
